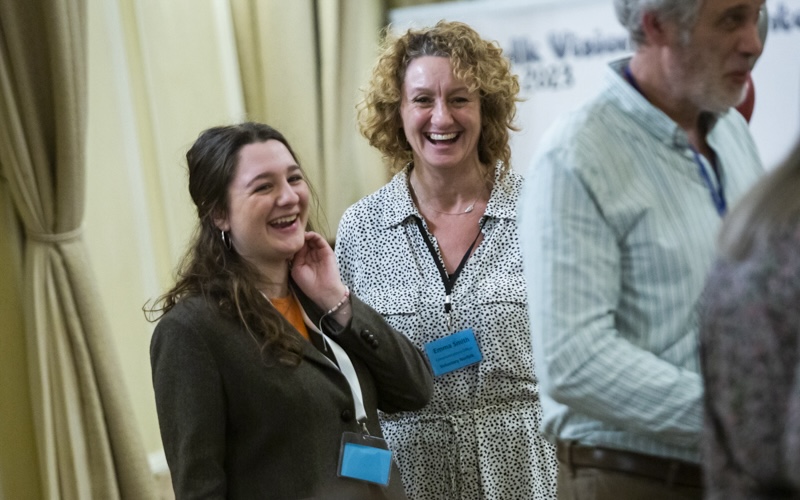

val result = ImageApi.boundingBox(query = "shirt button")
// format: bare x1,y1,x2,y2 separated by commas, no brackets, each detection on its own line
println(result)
341,409,353,422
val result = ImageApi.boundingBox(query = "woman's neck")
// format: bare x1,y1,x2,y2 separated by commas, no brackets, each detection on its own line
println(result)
257,262,291,299
409,161,489,212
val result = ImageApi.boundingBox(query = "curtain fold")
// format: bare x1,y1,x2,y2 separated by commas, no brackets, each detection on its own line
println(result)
0,178,38,498
0,0,155,498
229,0,323,186
230,0,387,236
318,0,387,231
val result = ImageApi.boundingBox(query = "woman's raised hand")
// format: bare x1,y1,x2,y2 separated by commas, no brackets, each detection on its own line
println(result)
291,232,349,314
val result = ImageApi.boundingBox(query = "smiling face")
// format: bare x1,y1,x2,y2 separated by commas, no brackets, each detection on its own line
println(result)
216,140,309,277
399,56,482,174
665,0,764,114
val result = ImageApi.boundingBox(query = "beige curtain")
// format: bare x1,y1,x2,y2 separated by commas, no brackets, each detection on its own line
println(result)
230,0,387,236
317,0,389,232
0,176,37,496
0,0,154,498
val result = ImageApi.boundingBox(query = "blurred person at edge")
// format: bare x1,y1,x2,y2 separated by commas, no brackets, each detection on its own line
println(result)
701,138,800,499
518,0,766,499
146,122,433,499
335,20,558,500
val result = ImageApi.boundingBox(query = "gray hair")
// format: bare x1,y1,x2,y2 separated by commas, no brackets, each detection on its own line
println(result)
614,0,704,48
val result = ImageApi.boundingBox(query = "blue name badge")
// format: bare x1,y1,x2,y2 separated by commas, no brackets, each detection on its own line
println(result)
424,328,482,377
338,432,392,486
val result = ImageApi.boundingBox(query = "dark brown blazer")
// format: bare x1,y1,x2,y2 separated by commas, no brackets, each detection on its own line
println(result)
151,290,433,499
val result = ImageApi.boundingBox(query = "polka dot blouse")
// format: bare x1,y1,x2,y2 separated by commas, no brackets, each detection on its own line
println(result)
335,163,558,500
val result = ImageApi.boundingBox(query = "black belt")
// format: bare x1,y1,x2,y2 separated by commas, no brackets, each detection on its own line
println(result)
556,441,703,488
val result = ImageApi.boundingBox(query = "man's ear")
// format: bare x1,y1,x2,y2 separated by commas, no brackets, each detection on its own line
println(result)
641,10,674,47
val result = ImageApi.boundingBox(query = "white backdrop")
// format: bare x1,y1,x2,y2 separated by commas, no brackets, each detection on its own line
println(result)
390,0,800,172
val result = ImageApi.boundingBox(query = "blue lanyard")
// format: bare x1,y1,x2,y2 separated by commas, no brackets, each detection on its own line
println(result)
624,64,727,217
690,148,727,217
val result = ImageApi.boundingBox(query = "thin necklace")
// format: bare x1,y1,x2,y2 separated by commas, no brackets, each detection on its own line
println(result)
423,195,481,215
410,179,484,216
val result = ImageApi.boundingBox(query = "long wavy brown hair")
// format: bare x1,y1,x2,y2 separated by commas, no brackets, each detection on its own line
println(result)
357,20,521,178
144,122,318,366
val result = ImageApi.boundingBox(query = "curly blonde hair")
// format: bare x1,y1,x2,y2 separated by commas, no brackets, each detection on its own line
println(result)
357,20,521,175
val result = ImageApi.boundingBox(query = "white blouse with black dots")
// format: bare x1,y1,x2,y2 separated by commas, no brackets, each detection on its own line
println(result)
335,163,558,500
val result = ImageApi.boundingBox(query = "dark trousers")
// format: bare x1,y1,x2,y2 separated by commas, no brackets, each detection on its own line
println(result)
556,441,703,500
557,464,703,500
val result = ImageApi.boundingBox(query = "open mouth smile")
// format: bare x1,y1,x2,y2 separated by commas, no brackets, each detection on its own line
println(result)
269,215,298,229
426,132,459,144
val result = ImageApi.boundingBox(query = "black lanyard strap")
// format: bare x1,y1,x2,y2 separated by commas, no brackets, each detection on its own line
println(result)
413,216,486,315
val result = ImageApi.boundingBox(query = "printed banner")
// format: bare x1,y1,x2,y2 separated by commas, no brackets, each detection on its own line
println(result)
390,0,800,171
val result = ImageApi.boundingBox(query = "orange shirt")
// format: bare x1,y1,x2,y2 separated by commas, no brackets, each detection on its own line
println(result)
271,295,309,340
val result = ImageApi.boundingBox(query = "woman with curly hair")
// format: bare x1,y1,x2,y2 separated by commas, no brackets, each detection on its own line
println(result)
147,122,432,499
335,21,558,499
